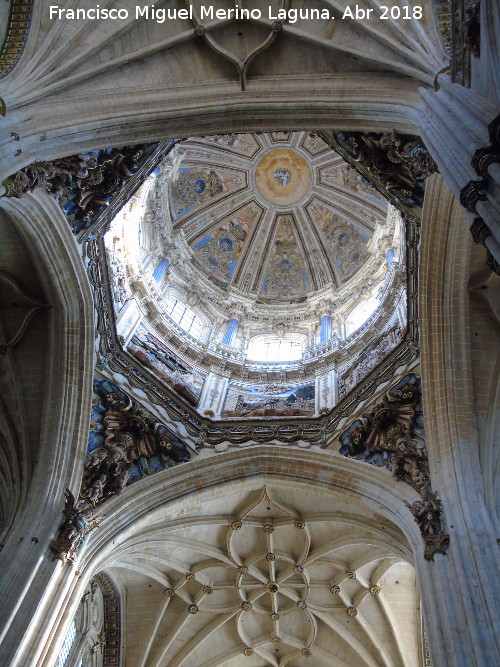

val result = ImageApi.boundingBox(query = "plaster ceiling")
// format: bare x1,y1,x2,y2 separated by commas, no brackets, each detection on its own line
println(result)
105,485,419,667
168,132,389,304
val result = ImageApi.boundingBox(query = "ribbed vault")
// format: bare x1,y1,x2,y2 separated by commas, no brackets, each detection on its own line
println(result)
85,460,422,667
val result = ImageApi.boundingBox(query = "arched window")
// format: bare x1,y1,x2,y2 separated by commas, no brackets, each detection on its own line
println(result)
152,258,169,282
54,620,77,667
345,296,379,337
164,298,202,338
320,314,331,342
247,334,306,362
222,318,239,346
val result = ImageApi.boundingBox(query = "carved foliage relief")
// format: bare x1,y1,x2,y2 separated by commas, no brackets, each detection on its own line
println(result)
3,144,159,233
339,374,449,561
83,379,192,508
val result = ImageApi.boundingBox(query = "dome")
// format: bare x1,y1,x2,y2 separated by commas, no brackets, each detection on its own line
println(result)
168,132,390,304
105,131,406,420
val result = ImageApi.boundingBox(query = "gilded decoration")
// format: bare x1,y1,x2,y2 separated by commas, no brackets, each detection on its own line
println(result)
0,0,34,80
255,148,311,206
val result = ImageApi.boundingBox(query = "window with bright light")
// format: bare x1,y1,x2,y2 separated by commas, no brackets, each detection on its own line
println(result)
164,299,202,338
246,335,306,362
345,296,379,337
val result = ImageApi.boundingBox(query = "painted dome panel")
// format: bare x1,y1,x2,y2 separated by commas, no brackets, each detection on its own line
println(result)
169,165,246,220
191,201,263,284
259,215,313,300
319,160,389,207
166,131,392,302
306,198,371,281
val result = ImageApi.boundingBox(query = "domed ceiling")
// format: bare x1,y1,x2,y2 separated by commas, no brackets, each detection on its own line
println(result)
169,132,388,303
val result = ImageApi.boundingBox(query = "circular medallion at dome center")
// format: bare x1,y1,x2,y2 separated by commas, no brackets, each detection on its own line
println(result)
255,149,311,205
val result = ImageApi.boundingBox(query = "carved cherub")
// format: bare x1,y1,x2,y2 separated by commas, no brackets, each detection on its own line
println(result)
89,474,108,502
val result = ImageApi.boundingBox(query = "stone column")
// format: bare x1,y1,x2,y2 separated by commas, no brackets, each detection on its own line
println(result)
417,175,500,666
417,75,500,265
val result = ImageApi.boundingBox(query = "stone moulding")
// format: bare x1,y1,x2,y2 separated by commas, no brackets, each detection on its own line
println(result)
460,113,500,274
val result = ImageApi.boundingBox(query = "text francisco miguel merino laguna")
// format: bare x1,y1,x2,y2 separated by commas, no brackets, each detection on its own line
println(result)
48,4,424,23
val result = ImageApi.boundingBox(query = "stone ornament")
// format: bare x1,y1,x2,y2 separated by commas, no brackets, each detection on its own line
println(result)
81,380,191,511
370,585,381,595
185,573,196,581
241,602,252,611
406,490,450,561
294,519,305,529
164,588,175,597
330,585,340,594
49,489,102,565
346,571,357,579
346,607,358,617
266,553,276,561
231,520,242,530
202,586,213,595
329,130,438,211
2,145,157,234
263,523,274,533
188,604,198,614
302,648,312,656
339,373,450,561
243,648,254,656
271,613,280,621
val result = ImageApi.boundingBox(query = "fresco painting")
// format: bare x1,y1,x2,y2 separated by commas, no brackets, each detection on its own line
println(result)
127,329,205,405
223,382,315,417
